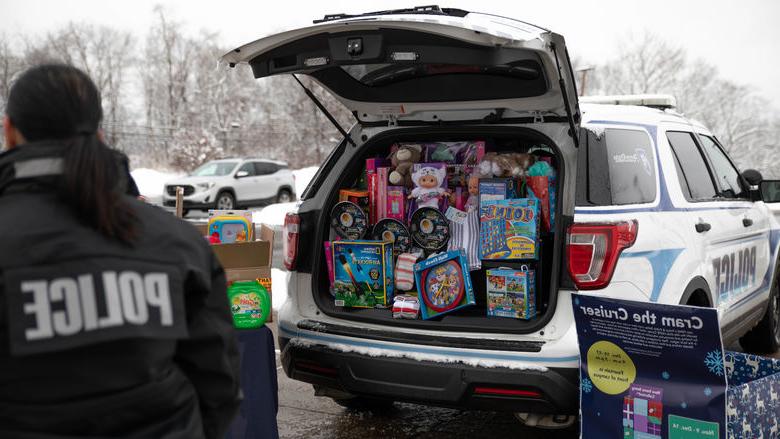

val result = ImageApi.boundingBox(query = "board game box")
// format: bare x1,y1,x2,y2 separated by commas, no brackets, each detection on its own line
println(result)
332,241,394,308
479,198,539,260
486,267,536,319
413,249,475,320
478,178,519,207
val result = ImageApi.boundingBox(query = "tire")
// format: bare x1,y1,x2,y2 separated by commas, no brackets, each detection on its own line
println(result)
215,191,235,210
740,268,780,354
276,188,294,204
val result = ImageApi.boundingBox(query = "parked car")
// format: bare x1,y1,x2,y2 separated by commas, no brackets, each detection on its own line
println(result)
162,158,296,214
222,6,780,427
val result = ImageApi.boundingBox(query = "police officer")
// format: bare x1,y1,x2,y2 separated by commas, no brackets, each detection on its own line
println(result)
0,65,241,438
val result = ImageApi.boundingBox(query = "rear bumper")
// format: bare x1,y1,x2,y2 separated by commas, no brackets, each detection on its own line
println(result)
279,336,579,414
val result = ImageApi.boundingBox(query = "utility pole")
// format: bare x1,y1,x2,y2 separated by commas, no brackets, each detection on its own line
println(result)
576,65,595,97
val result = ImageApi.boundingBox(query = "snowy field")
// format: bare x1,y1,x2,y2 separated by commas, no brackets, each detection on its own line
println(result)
131,165,319,310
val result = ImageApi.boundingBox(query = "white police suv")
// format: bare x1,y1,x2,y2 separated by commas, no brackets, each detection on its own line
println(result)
162,158,295,214
222,6,780,424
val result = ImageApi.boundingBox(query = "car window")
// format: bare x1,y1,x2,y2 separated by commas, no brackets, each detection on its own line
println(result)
254,162,278,176
698,135,745,199
575,127,655,206
191,161,238,177
666,132,717,201
604,128,656,204
237,162,256,176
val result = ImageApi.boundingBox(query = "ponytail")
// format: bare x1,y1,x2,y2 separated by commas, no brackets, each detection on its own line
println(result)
60,134,138,244
6,64,138,244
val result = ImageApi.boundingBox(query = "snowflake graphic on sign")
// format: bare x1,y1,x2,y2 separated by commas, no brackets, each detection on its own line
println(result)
704,350,724,376
581,377,593,394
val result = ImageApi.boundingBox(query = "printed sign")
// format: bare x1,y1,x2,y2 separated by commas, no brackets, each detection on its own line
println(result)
572,294,726,438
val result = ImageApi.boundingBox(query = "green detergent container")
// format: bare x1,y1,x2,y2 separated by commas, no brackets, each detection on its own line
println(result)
227,280,271,329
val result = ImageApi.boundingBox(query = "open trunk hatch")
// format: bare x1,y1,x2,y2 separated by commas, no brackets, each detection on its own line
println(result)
222,8,580,123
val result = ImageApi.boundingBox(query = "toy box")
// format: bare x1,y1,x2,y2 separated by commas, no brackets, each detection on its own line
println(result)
386,186,406,221
478,178,519,206
207,210,253,244
332,241,394,308
413,249,475,320
480,198,539,260
486,267,536,319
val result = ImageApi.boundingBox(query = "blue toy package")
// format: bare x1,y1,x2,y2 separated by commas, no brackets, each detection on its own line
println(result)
479,198,539,260
332,241,394,308
486,267,536,319
413,250,475,320
478,178,518,207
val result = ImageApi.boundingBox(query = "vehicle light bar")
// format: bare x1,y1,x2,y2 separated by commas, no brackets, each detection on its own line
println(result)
580,94,677,109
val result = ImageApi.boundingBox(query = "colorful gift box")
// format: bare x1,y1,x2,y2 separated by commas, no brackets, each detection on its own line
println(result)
413,249,475,320
486,267,536,319
479,198,539,260
332,241,394,308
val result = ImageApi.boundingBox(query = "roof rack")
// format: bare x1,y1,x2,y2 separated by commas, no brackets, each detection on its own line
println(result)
579,94,677,110
314,5,469,24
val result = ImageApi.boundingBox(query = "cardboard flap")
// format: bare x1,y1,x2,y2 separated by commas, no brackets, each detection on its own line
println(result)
212,240,271,269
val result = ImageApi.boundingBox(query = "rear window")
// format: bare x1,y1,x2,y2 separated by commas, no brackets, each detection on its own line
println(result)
576,128,657,206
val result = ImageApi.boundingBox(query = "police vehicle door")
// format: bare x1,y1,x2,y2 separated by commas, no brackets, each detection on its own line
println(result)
695,133,771,328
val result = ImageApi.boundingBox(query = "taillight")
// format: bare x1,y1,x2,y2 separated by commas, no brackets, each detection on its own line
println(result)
283,213,300,271
566,220,638,290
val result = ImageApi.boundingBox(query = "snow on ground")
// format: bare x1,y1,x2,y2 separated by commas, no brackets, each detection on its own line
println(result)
131,168,181,200
271,268,289,310
292,166,318,197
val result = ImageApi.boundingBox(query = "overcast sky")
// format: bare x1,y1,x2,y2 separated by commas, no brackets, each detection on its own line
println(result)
2,0,779,104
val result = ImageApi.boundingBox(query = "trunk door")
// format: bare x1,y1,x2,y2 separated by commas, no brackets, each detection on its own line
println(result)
221,10,580,123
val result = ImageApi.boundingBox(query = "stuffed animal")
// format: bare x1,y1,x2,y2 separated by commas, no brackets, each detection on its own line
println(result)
389,144,422,187
408,164,450,209
508,153,536,178
477,152,516,178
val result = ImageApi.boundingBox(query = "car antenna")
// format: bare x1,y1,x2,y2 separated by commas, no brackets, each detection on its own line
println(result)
291,74,356,146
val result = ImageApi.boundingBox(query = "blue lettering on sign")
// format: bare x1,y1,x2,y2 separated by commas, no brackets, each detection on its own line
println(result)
713,247,756,301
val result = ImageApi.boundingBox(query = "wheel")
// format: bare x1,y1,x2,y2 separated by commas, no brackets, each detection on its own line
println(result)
215,191,235,210
276,188,294,203
331,396,395,411
740,267,780,354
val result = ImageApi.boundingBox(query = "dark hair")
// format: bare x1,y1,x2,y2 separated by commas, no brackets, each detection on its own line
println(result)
6,64,137,243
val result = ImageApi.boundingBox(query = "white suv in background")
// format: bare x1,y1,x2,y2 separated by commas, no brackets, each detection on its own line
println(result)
162,158,296,214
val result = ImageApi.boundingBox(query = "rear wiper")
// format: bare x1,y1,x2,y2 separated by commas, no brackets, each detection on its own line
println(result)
292,74,356,146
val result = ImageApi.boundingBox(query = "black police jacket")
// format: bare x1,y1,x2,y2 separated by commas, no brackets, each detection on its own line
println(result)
0,142,241,438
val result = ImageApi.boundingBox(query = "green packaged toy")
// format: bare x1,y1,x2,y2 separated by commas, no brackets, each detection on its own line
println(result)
227,280,271,329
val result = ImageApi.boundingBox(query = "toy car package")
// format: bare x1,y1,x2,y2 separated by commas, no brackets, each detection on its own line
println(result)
332,241,394,308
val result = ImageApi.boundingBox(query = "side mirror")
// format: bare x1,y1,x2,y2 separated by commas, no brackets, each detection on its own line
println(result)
760,180,780,203
742,169,763,187
235,170,249,178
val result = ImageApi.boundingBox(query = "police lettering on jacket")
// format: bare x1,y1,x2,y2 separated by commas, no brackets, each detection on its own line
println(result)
5,260,187,356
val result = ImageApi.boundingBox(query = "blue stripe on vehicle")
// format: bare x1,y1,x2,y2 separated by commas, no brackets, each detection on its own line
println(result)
622,249,684,302
729,229,780,311
278,324,579,364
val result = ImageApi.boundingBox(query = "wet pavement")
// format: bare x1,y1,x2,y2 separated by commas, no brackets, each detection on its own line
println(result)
266,320,578,439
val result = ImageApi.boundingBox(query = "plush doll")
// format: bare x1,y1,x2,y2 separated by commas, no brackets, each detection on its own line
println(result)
409,164,450,209
464,174,480,212
389,144,422,187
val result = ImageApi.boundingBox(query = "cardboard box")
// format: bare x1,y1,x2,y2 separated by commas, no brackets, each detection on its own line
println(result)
332,240,394,308
486,268,536,319
480,198,539,260
196,223,274,322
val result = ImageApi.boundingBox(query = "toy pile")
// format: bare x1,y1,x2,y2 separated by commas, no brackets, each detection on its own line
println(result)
326,140,557,322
